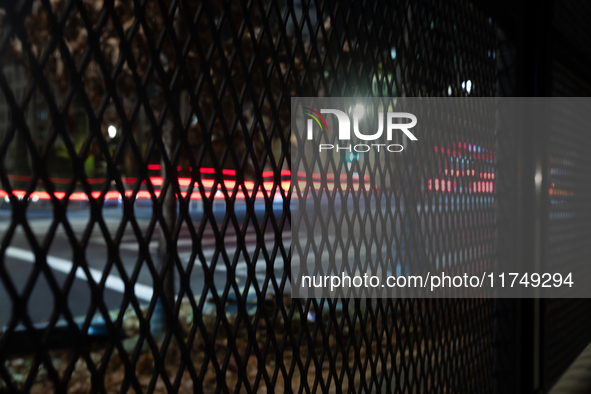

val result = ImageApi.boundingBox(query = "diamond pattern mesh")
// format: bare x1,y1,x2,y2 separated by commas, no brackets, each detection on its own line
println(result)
542,63,591,390
0,0,498,392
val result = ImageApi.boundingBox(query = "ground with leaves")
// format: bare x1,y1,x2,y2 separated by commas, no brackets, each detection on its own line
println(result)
1,296,441,393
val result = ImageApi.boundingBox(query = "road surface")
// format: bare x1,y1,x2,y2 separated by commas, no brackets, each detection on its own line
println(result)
0,202,290,327
0,192,477,326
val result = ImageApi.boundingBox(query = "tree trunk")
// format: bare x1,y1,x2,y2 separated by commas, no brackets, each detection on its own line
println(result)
152,117,177,334
152,2,185,334
159,155,177,299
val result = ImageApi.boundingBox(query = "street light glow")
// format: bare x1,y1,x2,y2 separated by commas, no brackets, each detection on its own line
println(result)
354,104,365,119
108,125,117,138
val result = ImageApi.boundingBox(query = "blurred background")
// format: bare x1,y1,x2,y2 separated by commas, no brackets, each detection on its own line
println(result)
0,0,590,393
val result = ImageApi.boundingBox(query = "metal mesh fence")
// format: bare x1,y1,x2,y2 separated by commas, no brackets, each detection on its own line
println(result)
0,0,501,392
541,63,591,390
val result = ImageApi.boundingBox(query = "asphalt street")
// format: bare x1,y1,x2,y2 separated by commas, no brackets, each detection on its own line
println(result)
0,202,290,328
0,193,480,326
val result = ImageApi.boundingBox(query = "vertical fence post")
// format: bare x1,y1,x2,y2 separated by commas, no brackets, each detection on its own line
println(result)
518,0,553,392
493,0,553,392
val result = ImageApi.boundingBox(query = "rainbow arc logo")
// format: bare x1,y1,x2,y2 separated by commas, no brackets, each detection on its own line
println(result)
302,107,328,139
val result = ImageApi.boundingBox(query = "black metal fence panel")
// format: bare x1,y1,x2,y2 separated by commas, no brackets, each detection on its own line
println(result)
541,62,591,390
0,0,501,392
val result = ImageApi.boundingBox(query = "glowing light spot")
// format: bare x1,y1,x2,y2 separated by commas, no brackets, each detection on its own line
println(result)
353,104,365,119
